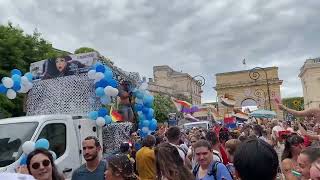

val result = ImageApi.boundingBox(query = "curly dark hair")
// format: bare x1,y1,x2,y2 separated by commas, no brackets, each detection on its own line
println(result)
108,154,137,180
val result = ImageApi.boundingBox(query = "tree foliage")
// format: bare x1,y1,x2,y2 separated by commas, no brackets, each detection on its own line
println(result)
282,97,304,111
74,47,97,54
0,22,59,118
153,94,177,123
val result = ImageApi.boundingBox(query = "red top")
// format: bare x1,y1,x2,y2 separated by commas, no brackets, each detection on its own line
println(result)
219,145,229,165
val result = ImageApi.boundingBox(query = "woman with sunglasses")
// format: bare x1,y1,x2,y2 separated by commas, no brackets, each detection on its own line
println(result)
26,148,64,180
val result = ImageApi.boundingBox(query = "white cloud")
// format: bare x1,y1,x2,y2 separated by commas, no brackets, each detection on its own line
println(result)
0,0,319,103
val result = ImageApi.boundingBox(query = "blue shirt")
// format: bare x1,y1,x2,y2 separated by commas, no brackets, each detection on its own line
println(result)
72,160,107,180
195,162,233,180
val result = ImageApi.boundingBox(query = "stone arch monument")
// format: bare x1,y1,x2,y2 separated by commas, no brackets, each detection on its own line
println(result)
214,67,283,118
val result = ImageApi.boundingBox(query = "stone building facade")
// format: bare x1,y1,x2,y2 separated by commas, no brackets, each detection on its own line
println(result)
148,65,202,105
299,58,320,109
215,67,283,118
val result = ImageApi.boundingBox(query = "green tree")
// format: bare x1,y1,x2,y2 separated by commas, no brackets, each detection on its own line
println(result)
282,97,304,111
153,94,177,123
0,22,59,117
74,47,97,54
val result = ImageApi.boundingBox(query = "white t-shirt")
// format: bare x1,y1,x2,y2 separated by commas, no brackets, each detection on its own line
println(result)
212,149,223,162
169,143,186,161
0,173,35,180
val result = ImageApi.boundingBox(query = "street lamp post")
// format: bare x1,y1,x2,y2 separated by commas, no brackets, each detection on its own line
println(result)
189,75,206,104
249,67,272,110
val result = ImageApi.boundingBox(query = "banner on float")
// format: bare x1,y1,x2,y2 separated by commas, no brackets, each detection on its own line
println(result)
30,52,99,80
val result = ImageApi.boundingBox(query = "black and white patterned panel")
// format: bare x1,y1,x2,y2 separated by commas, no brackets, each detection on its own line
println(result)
26,74,102,116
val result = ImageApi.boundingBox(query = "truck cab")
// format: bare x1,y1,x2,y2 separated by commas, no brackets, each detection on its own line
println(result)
0,115,100,179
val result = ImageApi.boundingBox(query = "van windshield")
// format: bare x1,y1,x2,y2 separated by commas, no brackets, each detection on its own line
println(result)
0,122,38,167
184,123,208,130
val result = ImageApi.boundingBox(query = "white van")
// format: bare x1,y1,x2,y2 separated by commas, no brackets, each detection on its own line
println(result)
0,114,123,179
182,121,211,130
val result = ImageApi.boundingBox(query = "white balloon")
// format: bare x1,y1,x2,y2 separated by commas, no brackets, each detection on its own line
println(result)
94,72,105,81
110,88,119,97
18,84,28,93
2,77,14,88
96,117,106,127
22,141,35,155
104,86,114,96
26,82,33,90
88,70,96,79
49,151,57,161
142,127,149,133
6,89,16,99
21,76,29,85
139,82,148,90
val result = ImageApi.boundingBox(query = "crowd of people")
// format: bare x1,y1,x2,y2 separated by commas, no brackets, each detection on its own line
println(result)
10,103,320,180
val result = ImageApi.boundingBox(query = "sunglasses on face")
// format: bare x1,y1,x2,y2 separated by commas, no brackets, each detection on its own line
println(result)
31,159,51,170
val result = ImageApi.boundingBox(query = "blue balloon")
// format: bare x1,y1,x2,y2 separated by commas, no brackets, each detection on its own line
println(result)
20,154,27,165
135,91,144,99
95,87,105,97
142,120,150,127
148,108,154,116
144,101,153,108
108,79,118,88
35,139,50,149
12,74,21,83
98,108,108,117
104,70,113,80
134,142,142,150
146,108,154,119
95,79,109,88
142,107,149,115
100,96,111,105
96,65,106,73
11,69,22,76
25,72,33,81
0,84,7,94
138,111,146,121
139,131,147,138
12,81,21,91
88,111,99,120
143,95,154,105
138,122,144,129
135,104,144,111
149,119,157,131
104,115,112,124
104,65,112,72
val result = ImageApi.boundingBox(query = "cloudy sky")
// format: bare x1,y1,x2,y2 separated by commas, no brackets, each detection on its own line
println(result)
1,0,319,102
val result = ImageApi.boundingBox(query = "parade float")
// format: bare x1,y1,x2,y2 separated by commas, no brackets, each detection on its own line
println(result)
0,52,158,178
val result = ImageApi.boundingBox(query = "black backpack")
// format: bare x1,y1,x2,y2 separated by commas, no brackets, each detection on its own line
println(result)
192,161,233,180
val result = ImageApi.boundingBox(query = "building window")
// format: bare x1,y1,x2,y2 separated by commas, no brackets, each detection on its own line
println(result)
38,123,66,158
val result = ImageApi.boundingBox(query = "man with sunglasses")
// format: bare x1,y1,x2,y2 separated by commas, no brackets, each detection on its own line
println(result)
72,136,106,180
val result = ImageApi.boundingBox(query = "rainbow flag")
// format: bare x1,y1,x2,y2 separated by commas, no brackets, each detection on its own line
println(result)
173,98,192,108
110,107,123,122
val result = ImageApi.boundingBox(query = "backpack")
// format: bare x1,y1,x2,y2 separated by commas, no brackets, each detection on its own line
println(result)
192,161,233,180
